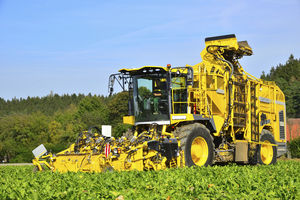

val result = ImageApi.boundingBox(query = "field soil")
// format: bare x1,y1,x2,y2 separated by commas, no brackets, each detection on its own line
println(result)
0,163,33,166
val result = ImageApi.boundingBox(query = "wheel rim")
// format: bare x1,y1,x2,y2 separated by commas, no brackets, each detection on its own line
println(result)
191,136,208,166
260,141,273,165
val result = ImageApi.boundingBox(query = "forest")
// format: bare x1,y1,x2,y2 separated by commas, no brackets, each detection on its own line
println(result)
0,92,130,162
261,55,300,118
0,55,299,162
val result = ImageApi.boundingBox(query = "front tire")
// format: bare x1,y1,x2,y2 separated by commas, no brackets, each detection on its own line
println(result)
174,123,214,167
257,130,277,165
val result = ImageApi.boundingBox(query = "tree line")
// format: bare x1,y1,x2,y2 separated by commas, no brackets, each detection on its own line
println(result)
261,55,300,118
0,92,129,163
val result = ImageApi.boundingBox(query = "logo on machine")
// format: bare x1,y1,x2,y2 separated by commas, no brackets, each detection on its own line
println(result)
172,115,187,120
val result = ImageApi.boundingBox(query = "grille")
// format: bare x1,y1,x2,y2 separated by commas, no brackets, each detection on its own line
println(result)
279,110,285,140
279,110,284,122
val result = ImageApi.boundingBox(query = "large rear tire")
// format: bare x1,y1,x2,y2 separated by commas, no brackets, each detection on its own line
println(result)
257,130,277,165
174,123,214,167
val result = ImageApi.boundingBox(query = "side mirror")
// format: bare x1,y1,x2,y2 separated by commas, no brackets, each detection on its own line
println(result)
187,67,194,86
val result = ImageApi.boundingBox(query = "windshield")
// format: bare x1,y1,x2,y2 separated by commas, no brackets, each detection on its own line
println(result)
133,73,169,123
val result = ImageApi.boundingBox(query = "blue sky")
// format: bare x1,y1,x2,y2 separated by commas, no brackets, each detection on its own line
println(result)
0,0,299,100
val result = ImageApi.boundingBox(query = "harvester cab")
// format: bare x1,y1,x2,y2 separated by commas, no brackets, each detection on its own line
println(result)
109,65,194,125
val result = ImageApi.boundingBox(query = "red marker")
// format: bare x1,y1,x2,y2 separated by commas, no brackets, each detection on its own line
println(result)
105,143,111,158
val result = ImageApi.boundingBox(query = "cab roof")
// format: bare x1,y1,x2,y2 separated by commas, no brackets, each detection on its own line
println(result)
119,66,168,75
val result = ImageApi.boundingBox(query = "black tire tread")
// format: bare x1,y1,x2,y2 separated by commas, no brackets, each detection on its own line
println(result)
173,123,215,166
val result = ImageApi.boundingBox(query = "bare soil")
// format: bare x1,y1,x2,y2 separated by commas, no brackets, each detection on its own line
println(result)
0,163,33,166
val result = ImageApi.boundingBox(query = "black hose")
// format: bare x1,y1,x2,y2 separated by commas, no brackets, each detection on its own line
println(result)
88,126,102,136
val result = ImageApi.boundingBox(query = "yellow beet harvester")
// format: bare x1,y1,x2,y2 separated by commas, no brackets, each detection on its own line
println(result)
33,34,287,172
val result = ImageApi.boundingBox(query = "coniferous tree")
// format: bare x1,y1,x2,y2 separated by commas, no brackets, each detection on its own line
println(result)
261,54,300,118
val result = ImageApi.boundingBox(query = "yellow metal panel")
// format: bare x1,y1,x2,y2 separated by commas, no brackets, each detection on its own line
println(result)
212,115,225,136
123,116,135,125
207,91,226,116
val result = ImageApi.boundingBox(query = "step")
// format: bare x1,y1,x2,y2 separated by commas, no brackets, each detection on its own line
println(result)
233,81,246,86
234,102,246,107
234,123,246,128
234,113,247,117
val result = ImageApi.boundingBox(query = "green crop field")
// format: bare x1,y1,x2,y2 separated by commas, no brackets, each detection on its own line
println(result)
1,161,299,200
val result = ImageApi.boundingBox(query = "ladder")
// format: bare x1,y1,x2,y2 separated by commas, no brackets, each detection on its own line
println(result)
250,82,259,142
233,75,247,129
